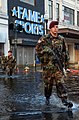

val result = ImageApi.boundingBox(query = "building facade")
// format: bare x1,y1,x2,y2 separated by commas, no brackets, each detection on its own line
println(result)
45,0,79,64
8,0,45,65
0,0,9,56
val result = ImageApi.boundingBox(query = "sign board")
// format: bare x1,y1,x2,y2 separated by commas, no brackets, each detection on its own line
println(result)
11,6,45,36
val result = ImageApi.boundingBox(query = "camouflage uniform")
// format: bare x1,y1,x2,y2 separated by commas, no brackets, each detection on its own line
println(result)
36,33,70,104
5,56,16,76
0,54,6,71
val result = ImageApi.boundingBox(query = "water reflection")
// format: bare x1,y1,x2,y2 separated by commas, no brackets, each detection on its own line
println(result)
56,110,73,120
0,70,79,120
3,78,15,90
43,113,53,120
67,110,73,118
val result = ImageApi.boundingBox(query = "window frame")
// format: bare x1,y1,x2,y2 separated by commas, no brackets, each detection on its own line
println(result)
56,3,59,21
48,0,53,20
20,0,36,6
77,11,79,26
63,6,74,25
0,0,1,6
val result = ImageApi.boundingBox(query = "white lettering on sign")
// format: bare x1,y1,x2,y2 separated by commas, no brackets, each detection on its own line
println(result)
11,6,44,35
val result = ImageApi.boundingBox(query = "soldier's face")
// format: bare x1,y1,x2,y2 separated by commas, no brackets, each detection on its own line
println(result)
50,25,58,35
8,52,12,57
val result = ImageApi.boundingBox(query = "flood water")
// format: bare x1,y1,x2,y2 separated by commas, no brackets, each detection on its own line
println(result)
0,68,79,120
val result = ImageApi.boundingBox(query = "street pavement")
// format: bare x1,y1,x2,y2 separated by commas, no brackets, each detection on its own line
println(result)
0,67,79,120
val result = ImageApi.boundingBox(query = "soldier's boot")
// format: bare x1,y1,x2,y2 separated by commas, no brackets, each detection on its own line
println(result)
62,99,73,109
56,82,73,109
44,87,50,105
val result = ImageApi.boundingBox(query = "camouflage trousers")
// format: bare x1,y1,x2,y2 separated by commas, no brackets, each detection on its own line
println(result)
6,66,14,76
42,66,67,101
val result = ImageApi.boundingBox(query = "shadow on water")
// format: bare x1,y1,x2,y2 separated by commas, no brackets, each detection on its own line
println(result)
43,111,73,120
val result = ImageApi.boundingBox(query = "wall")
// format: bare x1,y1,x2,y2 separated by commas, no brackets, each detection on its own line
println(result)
0,0,9,56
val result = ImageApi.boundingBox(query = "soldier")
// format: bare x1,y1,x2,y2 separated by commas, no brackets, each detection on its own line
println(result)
36,20,73,108
0,53,6,71
5,50,16,76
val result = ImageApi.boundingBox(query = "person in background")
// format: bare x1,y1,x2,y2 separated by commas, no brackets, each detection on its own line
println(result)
0,53,6,71
24,62,30,73
5,50,16,76
35,20,73,108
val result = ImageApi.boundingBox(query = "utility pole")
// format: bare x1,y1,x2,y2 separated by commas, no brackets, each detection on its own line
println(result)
14,24,17,61
9,22,23,62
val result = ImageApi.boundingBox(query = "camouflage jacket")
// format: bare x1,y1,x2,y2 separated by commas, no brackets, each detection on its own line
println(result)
0,55,6,70
35,34,70,69
5,56,16,69
1,55,6,65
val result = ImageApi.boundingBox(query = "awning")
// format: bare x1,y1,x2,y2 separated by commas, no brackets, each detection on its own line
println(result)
11,38,37,46
65,38,79,43
58,28,79,39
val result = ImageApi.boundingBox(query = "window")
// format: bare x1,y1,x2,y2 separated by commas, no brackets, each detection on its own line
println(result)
77,11,79,26
62,6,74,25
0,0,7,14
0,0,2,12
48,0,53,20
20,0,35,6
56,3,59,21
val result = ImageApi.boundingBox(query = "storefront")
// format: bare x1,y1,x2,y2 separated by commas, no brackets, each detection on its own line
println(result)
8,0,45,65
59,28,79,64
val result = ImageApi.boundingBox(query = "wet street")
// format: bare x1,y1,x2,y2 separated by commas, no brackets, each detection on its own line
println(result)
0,67,79,120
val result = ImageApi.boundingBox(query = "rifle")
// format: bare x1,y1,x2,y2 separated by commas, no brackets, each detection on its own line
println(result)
43,46,67,77
52,48,67,77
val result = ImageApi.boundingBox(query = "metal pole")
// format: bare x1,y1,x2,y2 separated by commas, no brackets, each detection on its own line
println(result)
46,19,48,34
35,52,36,71
14,26,17,61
